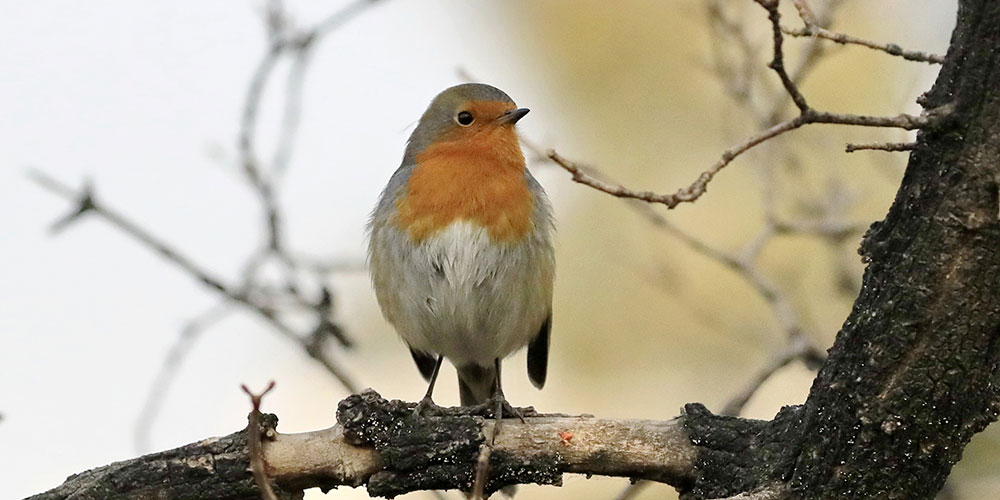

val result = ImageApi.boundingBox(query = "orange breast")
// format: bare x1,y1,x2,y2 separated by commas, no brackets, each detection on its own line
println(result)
395,128,533,243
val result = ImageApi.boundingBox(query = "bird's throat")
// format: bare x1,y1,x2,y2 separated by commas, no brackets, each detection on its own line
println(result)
396,131,533,243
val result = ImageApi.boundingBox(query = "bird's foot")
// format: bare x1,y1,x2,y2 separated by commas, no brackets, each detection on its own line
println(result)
465,394,530,442
492,394,526,423
412,396,445,418
467,398,535,420
488,394,523,444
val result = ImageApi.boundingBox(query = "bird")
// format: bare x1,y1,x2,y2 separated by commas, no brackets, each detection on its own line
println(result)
367,83,554,422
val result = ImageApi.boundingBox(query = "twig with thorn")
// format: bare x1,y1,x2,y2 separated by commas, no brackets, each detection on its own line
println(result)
470,443,492,500
242,381,279,500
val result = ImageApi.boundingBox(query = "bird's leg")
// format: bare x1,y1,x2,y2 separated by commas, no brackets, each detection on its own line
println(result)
484,359,525,444
413,355,444,417
490,358,525,423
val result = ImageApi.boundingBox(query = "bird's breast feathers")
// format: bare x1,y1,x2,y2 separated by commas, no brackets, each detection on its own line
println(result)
393,127,534,243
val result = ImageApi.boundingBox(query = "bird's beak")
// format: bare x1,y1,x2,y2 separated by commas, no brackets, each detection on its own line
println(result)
497,108,530,125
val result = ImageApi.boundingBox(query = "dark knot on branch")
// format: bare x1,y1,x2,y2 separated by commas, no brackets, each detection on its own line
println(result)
337,390,559,497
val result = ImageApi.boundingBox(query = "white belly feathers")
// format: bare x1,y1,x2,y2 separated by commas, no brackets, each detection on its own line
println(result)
370,220,553,366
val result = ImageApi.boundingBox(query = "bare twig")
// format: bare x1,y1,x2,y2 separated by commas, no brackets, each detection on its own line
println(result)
582,3,925,496
771,217,867,239
242,381,279,500
134,303,233,453
554,0,947,210
32,3,381,449
238,43,283,189
785,0,944,64
29,169,228,295
721,334,823,416
782,27,944,64
29,169,360,392
549,108,930,209
756,0,809,112
845,141,917,153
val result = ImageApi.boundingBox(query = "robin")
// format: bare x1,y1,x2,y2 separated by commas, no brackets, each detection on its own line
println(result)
367,83,554,421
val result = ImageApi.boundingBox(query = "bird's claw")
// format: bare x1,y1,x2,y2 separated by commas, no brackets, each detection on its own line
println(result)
413,396,444,418
467,395,526,420
493,396,526,423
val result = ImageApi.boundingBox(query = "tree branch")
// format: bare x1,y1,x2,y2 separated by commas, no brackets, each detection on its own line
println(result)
29,390,702,499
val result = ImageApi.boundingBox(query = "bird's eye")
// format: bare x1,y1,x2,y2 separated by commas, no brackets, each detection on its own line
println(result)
456,111,474,126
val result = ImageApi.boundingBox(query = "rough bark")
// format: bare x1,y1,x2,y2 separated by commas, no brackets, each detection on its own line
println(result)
26,413,300,500
788,1,1000,497
28,391,697,499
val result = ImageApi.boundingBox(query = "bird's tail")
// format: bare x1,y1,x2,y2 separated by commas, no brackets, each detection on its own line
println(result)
457,363,496,406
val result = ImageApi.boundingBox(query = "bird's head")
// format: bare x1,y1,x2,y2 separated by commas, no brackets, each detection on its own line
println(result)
403,83,529,165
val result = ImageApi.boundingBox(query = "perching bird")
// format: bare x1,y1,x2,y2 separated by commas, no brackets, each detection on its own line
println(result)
367,83,554,420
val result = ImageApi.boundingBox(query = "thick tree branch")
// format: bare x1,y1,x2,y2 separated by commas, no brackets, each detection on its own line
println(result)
780,0,1000,497
29,390,701,499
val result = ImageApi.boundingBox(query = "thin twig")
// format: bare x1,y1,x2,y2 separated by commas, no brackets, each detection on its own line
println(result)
782,27,944,64
756,0,809,112
271,47,312,176
548,108,931,209
552,0,947,211
721,334,824,416
312,0,385,38
28,169,360,392
785,0,944,64
845,141,917,153
540,155,810,344
29,169,229,295
133,303,233,453
238,44,283,189
771,218,867,239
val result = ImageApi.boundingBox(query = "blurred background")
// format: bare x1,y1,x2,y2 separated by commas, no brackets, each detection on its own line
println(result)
3,0,992,498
